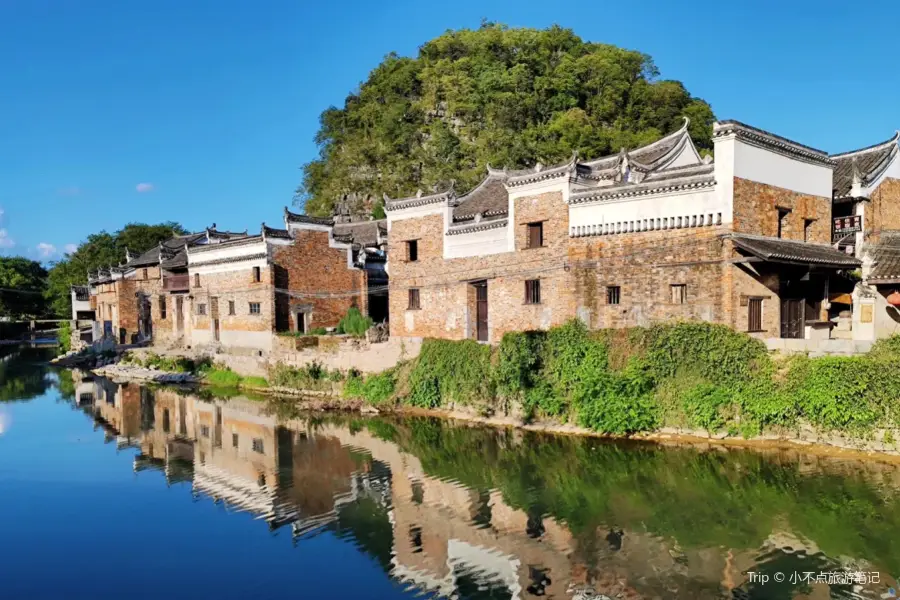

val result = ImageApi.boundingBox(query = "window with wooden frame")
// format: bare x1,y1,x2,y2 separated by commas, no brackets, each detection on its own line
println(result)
607,286,621,305
777,207,791,238
408,288,421,310
194,273,201,288
252,438,264,453
406,240,419,262
232,433,239,448
159,296,167,319
142,268,148,280
228,300,235,315
249,302,261,315
524,279,541,304
670,284,687,304
748,298,763,332
200,425,210,438
197,303,207,316
526,222,544,249
252,266,261,282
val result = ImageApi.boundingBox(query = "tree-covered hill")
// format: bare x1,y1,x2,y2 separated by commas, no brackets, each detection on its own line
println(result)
298,23,715,216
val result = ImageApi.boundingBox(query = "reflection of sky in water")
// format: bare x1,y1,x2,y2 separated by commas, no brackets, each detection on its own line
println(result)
1,363,899,600
0,408,9,435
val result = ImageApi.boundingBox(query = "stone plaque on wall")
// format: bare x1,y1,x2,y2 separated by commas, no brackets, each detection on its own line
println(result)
861,304,874,324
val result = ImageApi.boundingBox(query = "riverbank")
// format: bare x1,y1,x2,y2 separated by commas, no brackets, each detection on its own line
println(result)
61,321,900,459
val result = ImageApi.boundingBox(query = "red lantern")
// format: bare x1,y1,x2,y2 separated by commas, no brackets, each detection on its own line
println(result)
887,291,900,307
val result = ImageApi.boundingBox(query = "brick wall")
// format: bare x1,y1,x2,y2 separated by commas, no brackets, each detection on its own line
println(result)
569,227,730,329
732,177,832,242
271,230,367,331
865,178,900,242
189,266,276,352
388,189,571,342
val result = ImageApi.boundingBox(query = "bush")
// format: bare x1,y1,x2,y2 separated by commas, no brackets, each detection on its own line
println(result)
269,362,334,391
870,335,900,360
241,376,269,388
681,383,733,432
336,307,373,337
203,367,242,387
406,339,494,408
57,320,72,354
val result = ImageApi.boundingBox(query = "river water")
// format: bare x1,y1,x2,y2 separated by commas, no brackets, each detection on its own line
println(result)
1,346,899,599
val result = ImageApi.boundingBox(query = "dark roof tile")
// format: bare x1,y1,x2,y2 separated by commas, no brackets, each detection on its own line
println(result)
730,234,860,268
868,232,900,282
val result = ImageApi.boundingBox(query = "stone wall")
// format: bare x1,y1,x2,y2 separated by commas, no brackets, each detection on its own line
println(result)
388,190,571,342
271,229,367,332
865,177,900,242
189,266,276,353
732,177,832,242
569,227,730,329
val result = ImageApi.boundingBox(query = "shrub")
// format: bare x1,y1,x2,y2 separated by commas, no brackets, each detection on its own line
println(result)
405,339,494,408
645,322,768,384
241,376,269,388
336,307,373,337
574,358,657,434
870,335,900,360
57,320,72,354
681,383,733,432
204,367,242,388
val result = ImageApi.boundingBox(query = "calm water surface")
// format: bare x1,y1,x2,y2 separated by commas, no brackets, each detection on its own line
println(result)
1,345,899,600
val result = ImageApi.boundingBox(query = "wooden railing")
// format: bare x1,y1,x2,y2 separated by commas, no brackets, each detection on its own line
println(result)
832,215,862,242
163,274,190,292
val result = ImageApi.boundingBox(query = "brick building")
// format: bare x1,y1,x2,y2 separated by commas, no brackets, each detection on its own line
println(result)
827,132,900,340
87,228,245,345
183,209,386,355
386,117,886,345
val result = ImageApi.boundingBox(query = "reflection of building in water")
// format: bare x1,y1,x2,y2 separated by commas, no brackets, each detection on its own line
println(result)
314,424,597,600
64,383,899,599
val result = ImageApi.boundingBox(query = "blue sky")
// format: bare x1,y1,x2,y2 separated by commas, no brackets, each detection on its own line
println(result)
1,0,898,263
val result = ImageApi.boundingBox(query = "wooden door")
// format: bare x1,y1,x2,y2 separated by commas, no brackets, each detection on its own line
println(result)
475,283,488,342
175,297,184,334
210,297,220,342
781,298,804,339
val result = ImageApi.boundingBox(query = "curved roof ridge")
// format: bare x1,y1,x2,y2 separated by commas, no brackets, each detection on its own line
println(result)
453,167,508,205
830,131,900,158
582,117,690,168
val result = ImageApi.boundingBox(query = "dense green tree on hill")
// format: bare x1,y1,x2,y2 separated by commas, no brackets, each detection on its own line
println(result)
46,222,186,317
0,257,48,318
297,22,715,216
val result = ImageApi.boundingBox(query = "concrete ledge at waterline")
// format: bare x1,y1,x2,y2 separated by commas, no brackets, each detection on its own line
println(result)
765,337,875,356
92,364,199,384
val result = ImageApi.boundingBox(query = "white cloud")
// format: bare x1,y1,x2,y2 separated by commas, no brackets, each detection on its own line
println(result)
135,182,154,193
0,229,13,249
36,242,57,258
64,243,78,254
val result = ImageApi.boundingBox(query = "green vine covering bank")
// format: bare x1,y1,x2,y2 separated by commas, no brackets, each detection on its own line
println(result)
344,321,900,440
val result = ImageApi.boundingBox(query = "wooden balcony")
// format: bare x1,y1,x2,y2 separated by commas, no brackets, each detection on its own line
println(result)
832,215,861,243
163,274,190,292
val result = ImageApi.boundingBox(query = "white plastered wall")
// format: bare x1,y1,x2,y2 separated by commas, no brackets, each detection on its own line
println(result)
732,140,833,197
568,187,722,233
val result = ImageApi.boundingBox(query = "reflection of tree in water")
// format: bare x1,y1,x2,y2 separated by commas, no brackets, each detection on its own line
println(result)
0,346,55,402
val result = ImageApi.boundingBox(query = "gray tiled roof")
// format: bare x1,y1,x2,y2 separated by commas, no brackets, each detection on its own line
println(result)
262,224,291,239
284,207,335,226
730,234,860,268
333,220,385,247
830,133,899,199
451,171,509,221
868,231,900,283
160,251,188,270
126,232,206,268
